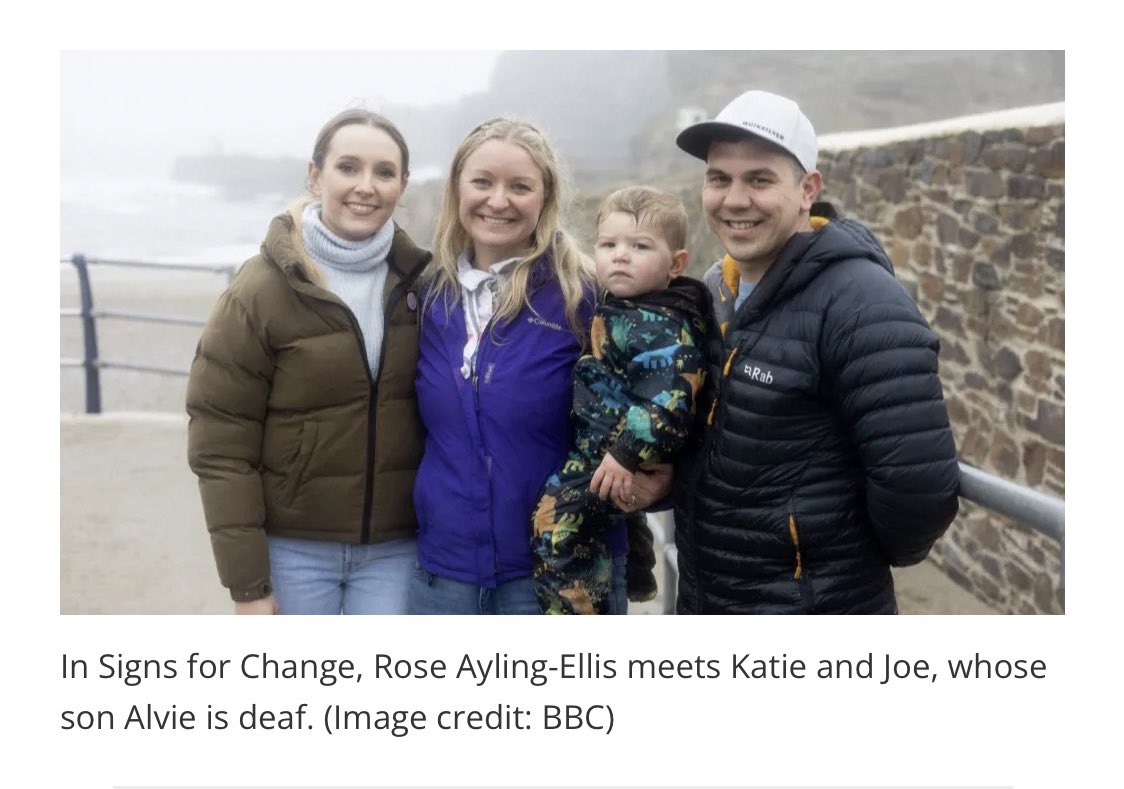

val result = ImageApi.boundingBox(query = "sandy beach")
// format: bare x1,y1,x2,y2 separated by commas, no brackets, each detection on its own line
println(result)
59,266,997,615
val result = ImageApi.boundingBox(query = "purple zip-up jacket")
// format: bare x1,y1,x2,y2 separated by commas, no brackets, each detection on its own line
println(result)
415,255,624,587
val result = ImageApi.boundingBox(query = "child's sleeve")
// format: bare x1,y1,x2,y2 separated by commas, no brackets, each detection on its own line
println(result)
606,315,706,472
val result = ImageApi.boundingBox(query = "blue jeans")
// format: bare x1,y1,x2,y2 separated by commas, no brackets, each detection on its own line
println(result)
408,556,629,615
607,555,628,615
408,565,540,615
267,535,416,615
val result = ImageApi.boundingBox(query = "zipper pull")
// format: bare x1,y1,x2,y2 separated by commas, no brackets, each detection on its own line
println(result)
722,347,738,377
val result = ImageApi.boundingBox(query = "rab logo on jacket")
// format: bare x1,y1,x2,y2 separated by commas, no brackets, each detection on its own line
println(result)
743,363,774,385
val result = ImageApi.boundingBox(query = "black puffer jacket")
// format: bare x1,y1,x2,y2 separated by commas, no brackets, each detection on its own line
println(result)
673,212,959,614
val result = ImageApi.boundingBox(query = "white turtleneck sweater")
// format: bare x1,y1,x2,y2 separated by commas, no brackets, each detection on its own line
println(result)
301,202,394,379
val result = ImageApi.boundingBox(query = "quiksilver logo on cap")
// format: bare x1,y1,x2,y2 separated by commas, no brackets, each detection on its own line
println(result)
741,121,784,142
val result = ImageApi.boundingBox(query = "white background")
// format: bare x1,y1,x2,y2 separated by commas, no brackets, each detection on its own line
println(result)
5,2,1110,787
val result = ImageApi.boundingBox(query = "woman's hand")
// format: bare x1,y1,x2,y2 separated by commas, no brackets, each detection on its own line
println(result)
235,594,278,615
613,463,673,512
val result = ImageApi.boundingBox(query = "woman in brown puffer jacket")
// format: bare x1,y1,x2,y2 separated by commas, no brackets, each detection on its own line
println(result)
187,109,431,615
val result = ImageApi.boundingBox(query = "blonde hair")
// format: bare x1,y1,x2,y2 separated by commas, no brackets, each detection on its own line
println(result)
426,117,595,339
596,185,689,252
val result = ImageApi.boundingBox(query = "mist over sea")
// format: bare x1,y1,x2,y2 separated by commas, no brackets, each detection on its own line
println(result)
61,175,291,264
61,164,446,265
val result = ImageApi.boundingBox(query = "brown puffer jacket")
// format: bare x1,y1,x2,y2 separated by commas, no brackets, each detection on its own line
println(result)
187,212,431,601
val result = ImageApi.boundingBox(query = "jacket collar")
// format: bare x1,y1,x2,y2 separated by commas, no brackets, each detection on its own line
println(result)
723,201,897,329
720,201,837,307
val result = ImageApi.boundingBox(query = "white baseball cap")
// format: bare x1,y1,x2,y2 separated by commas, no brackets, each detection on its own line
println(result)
676,89,818,173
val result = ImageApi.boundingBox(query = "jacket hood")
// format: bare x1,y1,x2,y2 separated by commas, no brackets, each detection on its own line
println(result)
738,208,894,322
800,217,894,277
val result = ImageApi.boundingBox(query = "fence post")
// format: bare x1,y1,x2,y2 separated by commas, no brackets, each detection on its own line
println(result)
71,254,101,414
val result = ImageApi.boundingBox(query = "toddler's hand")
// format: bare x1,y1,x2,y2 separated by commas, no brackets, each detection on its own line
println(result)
590,453,634,504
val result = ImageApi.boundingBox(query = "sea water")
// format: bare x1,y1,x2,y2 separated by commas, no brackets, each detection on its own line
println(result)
61,174,290,265
61,164,444,264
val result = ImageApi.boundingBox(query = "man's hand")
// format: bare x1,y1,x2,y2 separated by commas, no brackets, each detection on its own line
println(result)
235,594,278,615
590,453,634,503
613,463,674,512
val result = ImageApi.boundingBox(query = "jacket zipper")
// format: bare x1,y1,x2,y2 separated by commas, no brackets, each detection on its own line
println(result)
337,305,377,545
471,322,498,576
788,512,815,611
788,513,803,579
324,266,415,545
684,323,768,611
683,343,738,612
285,247,429,546
471,311,498,462
471,366,494,478
358,266,421,543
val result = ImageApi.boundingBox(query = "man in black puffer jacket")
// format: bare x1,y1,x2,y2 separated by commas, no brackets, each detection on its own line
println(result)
665,89,960,614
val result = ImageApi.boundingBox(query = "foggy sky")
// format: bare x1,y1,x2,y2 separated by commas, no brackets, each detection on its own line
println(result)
61,51,499,178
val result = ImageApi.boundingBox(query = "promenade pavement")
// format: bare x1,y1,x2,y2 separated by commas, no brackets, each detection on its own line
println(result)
60,413,997,615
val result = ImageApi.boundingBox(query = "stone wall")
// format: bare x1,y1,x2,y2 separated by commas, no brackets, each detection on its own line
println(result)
815,109,1065,614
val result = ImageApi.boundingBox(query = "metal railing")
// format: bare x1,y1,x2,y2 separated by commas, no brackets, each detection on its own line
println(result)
61,254,237,413
655,462,1066,614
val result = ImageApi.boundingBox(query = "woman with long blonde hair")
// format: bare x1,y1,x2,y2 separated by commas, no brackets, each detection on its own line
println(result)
410,117,629,614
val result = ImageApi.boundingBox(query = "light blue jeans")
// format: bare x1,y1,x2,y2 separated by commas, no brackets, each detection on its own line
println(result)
266,535,416,615
407,555,628,615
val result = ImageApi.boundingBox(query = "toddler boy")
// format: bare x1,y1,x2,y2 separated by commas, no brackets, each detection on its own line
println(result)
531,186,711,614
